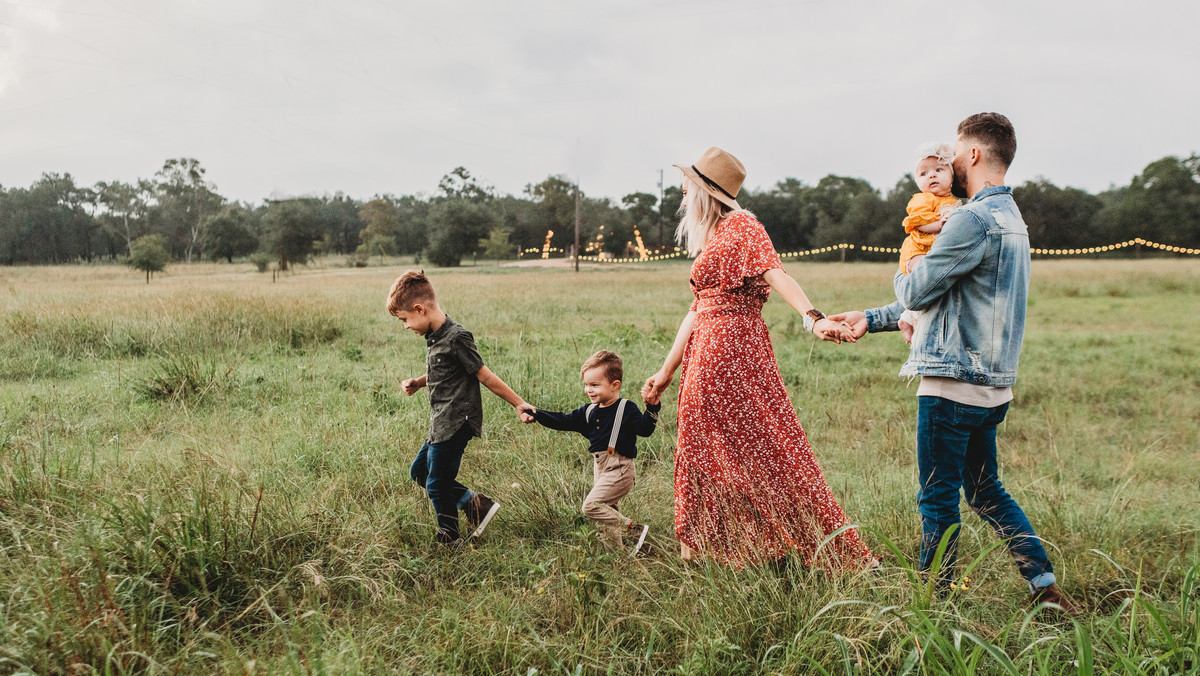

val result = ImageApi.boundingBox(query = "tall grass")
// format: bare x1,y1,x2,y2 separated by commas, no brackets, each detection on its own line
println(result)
0,259,1196,673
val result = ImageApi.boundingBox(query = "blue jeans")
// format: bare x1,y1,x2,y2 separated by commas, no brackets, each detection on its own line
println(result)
917,397,1055,590
410,423,476,542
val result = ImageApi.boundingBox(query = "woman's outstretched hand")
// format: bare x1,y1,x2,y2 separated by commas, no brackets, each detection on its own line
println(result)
642,370,672,405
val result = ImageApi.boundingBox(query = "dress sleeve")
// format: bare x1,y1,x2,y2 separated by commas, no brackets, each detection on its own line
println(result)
712,214,782,291
902,193,942,233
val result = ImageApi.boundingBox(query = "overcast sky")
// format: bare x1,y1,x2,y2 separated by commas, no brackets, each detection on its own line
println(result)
2,1,1198,204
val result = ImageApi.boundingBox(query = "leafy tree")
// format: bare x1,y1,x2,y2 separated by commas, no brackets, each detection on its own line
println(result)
200,205,258,262
425,169,497,267
659,185,683,249
11,173,99,264
358,234,397,260
478,227,517,260
154,158,223,262
358,198,400,251
439,166,493,201
128,234,169,282
1014,178,1104,249
584,197,629,256
1116,155,1200,247
319,193,364,254
621,192,658,255
807,175,879,249
426,198,493,267
741,178,811,251
96,179,150,257
525,176,578,252
395,194,430,254
262,199,322,270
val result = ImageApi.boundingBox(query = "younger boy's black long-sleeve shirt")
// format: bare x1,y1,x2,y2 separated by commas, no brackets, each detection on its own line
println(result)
533,399,661,458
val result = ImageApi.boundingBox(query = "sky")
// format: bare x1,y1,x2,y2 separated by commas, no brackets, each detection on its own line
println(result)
2,0,1198,204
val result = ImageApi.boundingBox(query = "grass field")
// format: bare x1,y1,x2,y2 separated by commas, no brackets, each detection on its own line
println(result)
0,258,1197,674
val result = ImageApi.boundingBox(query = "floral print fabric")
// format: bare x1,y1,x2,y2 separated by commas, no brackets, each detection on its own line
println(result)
675,211,873,568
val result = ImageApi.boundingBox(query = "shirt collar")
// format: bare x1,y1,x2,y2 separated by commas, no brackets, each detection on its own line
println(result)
425,315,456,346
968,185,1011,203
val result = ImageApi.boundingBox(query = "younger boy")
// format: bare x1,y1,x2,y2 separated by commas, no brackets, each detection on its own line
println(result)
526,350,660,555
388,270,535,547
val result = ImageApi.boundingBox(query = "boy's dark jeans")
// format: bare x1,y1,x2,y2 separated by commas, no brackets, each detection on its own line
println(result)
916,397,1054,589
410,423,476,542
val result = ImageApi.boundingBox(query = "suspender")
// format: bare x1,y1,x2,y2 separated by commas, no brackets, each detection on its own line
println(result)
586,399,628,456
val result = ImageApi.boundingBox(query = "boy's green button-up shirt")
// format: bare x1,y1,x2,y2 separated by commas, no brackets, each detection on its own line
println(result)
424,316,485,443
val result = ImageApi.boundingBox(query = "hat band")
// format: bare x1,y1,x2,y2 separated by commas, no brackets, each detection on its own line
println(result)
692,165,737,202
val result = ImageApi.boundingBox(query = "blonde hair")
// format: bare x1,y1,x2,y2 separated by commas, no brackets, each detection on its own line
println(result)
386,270,437,315
675,175,736,254
580,350,622,383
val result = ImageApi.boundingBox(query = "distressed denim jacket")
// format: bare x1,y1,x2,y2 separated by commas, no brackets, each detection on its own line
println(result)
866,186,1029,387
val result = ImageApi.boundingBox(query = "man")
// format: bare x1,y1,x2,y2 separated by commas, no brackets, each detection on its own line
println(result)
832,113,1080,616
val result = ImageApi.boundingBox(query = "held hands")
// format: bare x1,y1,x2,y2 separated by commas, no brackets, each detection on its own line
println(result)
813,317,857,344
400,377,424,396
641,370,671,406
826,311,868,340
516,402,537,424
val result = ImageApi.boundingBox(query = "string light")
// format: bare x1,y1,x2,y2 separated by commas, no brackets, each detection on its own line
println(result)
528,236,1200,262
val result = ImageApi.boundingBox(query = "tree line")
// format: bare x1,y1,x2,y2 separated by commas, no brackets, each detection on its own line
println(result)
1,154,1197,268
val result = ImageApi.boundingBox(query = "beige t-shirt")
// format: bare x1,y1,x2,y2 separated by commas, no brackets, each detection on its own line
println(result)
917,376,1013,408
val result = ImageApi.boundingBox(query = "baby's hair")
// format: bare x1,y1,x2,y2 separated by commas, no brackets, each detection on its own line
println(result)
386,270,437,315
580,350,623,383
915,142,955,170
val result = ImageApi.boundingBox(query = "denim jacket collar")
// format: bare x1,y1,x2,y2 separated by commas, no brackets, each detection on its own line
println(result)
967,185,1011,203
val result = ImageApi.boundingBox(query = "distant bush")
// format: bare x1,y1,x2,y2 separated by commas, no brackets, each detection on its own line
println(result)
249,252,272,272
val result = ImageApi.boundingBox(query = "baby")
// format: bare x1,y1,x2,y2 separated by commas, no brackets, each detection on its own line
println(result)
898,142,960,342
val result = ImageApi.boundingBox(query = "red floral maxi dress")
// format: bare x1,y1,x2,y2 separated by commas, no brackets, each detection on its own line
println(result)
674,212,874,568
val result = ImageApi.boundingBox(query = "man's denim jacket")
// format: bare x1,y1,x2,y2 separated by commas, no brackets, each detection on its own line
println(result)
866,185,1029,387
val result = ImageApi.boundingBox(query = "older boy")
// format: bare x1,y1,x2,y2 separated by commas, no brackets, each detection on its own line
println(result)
527,350,660,555
388,270,535,547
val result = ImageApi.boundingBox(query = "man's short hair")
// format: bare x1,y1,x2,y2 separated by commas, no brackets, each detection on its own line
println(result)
580,350,623,383
387,270,437,315
958,112,1017,169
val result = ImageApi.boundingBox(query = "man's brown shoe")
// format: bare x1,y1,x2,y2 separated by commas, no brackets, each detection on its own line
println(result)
1030,583,1083,619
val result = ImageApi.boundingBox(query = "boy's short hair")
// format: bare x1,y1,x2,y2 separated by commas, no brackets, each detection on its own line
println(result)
580,350,622,383
957,112,1017,169
387,270,437,315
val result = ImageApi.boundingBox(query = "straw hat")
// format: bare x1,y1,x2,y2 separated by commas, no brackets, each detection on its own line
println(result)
674,147,744,210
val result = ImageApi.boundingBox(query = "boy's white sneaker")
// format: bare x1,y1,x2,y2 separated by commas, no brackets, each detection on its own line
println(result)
465,494,500,539
629,524,649,557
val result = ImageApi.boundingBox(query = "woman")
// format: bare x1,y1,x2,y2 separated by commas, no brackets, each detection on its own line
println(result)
642,147,875,569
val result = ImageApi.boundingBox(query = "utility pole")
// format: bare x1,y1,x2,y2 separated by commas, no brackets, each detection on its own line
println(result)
574,181,581,273
657,169,665,250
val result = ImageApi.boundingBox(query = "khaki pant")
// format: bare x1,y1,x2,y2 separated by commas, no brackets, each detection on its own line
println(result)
581,452,636,549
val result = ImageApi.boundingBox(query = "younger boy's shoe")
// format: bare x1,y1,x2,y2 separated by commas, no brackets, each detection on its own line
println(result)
1030,583,1083,619
464,494,500,539
628,523,649,557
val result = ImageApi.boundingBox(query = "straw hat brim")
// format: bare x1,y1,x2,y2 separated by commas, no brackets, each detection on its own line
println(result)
674,163,741,211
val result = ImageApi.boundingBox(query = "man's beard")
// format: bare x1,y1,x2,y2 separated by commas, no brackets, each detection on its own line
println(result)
951,168,968,198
